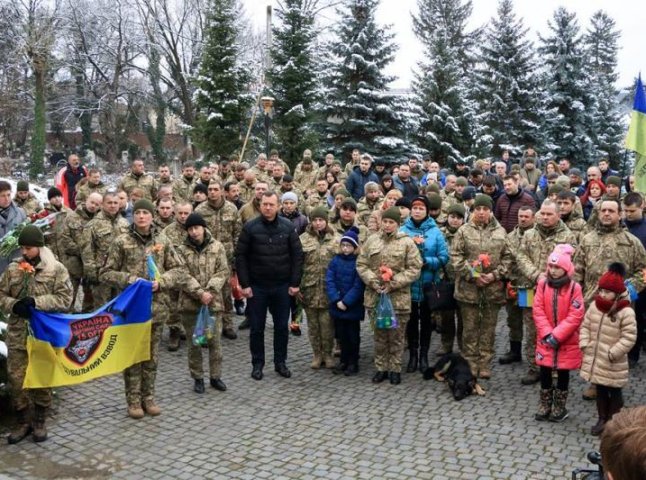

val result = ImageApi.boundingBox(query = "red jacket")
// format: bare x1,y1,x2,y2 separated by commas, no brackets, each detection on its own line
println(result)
533,277,585,370
494,189,536,233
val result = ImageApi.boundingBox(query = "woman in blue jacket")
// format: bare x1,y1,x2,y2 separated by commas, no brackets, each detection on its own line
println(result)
325,227,365,376
400,195,449,373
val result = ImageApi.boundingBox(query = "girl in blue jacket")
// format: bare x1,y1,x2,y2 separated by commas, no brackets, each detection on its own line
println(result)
326,227,365,376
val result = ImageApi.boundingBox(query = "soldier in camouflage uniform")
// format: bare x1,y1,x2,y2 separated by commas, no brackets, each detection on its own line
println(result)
557,191,588,243
451,195,512,379
40,187,72,261
238,170,257,204
153,198,175,231
171,162,196,202
294,158,318,194
75,170,107,208
60,192,103,311
100,199,186,419
14,181,42,216
304,177,331,216
1,226,73,444
357,207,422,385
299,207,339,369
357,182,381,226
81,192,130,309
330,198,370,246
499,205,535,365
249,154,271,184
118,159,156,201
177,213,229,393
438,204,465,355
154,164,174,196
195,180,242,338
513,200,577,384
240,181,268,224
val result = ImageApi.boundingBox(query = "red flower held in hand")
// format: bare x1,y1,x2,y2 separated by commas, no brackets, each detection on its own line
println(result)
18,261,35,275
478,254,491,269
380,265,393,282
412,236,424,245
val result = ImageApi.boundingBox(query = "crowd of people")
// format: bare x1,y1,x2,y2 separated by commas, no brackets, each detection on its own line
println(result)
1,148,645,453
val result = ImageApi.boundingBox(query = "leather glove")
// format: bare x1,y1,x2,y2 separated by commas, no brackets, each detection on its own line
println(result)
12,297,36,318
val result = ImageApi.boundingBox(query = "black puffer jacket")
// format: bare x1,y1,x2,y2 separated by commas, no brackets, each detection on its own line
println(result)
235,214,304,288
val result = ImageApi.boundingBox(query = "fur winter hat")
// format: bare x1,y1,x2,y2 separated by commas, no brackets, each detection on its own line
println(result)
546,244,575,277
340,226,360,248
598,262,626,294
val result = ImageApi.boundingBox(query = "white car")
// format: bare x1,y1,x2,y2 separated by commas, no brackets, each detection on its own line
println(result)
0,177,49,206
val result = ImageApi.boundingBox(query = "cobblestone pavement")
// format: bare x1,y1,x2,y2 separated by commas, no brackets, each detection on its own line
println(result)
1,310,645,480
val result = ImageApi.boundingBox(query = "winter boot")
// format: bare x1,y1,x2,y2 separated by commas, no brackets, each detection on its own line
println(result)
406,348,418,373
32,406,48,443
418,348,429,373
521,368,541,385
167,328,180,352
591,393,610,436
127,403,145,419
549,389,569,422
499,341,522,365
142,399,161,416
194,378,205,394
323,354,335,369
310,354,322,369
534,389,552,421
7,408,32,445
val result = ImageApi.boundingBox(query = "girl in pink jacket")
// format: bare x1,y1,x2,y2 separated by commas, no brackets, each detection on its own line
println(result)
533,244,585,422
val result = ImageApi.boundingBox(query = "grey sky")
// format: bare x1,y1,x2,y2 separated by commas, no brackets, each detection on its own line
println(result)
245,0,643,90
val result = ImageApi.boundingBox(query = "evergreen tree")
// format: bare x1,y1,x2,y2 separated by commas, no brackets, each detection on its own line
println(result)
321,0,413,162
585,10,624,168
476,0,541,157
412,0,481,166
538,7,597,165
192,0,254,160
266,0,320,170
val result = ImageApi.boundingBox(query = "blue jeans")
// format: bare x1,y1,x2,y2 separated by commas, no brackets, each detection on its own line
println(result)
247,283,290,368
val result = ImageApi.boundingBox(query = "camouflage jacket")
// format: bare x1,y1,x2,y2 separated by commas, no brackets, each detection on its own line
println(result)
504,224,533,288
440,225,460,281
0,248,73,350
153,215,174,232
162,221,187,249
99,225,187,322
154,177,173,195
357,198,379,226
299,225,340,309
238,182,256,204
75,182,107,207
81,210,130,282
574,224,646,305
41,204,72,261
239,199,261,224
304,192,329,216
514,221,577,287
195,199,241,263
562,211,589,243
249,166,271,184
294,168,318,192
172,176,196,202
14,194,41,216
356,230,422,313
450,217,512,305
118,171,156,200
329,219,370,246
60,207,96,278
177,233,229,313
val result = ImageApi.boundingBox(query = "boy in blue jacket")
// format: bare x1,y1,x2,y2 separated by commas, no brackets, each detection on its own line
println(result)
326,227,365,376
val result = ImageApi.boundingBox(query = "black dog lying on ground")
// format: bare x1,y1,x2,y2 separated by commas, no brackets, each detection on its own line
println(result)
423,353,486,401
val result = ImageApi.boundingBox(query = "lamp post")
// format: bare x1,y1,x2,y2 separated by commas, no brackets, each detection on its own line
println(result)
261,96,274,158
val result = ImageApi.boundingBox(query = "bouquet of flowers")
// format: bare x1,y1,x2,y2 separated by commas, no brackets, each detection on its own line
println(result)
379,265,393,282
0,211,60,258
468,253,491,279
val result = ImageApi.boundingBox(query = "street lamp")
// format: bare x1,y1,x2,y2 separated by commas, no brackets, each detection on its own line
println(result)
261,96,274,158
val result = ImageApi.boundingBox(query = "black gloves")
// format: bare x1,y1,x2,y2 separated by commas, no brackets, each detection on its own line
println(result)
12,297,35,318
543,333,559,349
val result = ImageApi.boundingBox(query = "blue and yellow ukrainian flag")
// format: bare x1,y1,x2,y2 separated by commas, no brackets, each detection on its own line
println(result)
23,280,153,388
626,75,646,193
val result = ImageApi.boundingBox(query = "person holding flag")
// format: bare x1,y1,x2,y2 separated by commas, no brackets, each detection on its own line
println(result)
626,75,646,193
100,199,186,419
0,225,73,444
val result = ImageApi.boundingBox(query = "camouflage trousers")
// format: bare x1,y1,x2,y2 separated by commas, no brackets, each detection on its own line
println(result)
91,284,115,311
7,347,52,411
522,307,537,372
166,290,183,335
371,310,410,373
181,312,222,379
304,307,334,357
123,322,163,405
222,270,234,332
505,300,524,343
459,302,499,376
440,308,463,353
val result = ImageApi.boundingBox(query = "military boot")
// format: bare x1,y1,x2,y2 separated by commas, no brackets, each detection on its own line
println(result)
142,399,161,416
534,389,552,421
499,341,522,364
418,347,429,373
406,348,418,373
32,406,48,443
521,368,540,385
7,408,32,444
167,328,180,352
323,353,335,369
127,403,145,419
549,390,569,422
310,354,322,369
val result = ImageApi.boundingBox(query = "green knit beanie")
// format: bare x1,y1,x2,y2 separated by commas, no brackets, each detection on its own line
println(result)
606,176,621,187
340,198,357,211
447,203,466,218
335,189,351,199
18,225,44,247
133,199,155,215
17,180,29,192
427,192,442,210
548,184,564,196
472,194,493,210
309,206,329,221
456,177,468,187
427,183,441,194
382,206,401,224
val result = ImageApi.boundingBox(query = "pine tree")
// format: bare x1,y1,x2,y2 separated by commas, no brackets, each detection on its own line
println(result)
476,0,541,157
321,0,413,162
585,10,624,168
192,0,254,160
538,7,597,165
412,0,481,166
266,0,320,169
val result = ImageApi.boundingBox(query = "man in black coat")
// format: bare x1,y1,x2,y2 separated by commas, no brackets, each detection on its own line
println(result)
235,191,304,380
